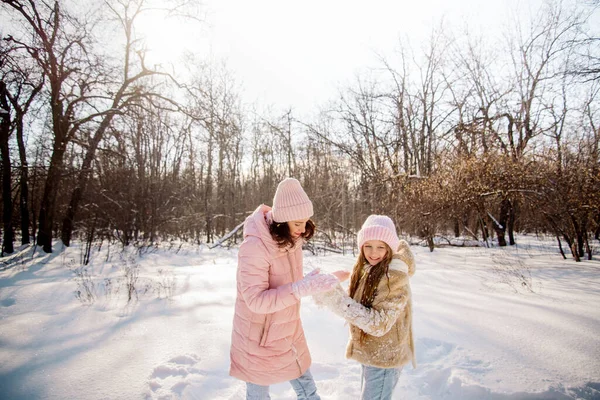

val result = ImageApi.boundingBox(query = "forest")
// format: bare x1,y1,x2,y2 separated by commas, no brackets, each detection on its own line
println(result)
1,0,599,261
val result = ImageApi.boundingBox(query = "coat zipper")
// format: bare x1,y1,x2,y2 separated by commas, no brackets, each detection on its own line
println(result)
290,342,302,375
289,249,302,374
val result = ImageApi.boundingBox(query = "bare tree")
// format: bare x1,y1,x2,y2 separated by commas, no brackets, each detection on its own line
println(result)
1,40,45,248
184,61,244,242
2,0,104,252
60,0,184,247
2,0,193,252
451,2,592,246
0,76,13,254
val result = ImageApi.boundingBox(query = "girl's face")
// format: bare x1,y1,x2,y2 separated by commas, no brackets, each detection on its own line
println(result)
287,218,310,239
363,240,388,266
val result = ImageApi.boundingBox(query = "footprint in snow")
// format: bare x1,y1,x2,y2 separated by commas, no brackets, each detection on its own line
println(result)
144,354,201,399
415,337,456,364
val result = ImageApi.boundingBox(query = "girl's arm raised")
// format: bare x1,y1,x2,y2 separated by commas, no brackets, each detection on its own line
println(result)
314,272,409,337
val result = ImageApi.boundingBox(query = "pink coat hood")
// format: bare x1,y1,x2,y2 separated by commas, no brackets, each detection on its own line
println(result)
229,205,312,385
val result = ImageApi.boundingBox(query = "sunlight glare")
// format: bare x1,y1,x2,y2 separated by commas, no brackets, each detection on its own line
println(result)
133,9,207,71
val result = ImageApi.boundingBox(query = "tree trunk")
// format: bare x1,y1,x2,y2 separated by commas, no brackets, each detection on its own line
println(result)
562,232,580,261
61,185,81,247
0,81,14,254
508,200,516,245
15,112,30,245
30,146,41,241
570,241,581,262
61,116,114,246
216,137,225,236
545,215,567,259
37,141,67,253
576,230,585,258
0,139,14,255
492,198,510,247
427,235,434,252
555,233,566,259
570,215,585,258
479,214,489,247
205,137,213,243
584,232,592,260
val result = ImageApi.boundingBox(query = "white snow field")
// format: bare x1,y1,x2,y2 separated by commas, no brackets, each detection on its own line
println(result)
0,236,599,400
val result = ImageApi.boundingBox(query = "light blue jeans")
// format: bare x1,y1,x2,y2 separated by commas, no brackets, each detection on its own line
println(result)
246,369,321,400
360,365,401,400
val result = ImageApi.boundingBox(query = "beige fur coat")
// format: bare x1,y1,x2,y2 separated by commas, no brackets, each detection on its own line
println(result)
314,240,416,369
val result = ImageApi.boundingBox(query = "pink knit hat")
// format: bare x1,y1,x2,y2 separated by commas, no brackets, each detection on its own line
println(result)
271,178,314,223
357,215,400,252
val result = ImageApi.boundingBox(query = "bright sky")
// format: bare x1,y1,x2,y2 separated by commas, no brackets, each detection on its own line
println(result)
136,0,544,117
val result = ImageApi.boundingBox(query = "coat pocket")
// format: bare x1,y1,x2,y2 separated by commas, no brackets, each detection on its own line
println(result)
259,313,273,347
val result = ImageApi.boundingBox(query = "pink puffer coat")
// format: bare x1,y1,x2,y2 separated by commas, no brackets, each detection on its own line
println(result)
229,205,311,385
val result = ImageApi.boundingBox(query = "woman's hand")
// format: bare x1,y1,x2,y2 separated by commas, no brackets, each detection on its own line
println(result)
292,273,339,298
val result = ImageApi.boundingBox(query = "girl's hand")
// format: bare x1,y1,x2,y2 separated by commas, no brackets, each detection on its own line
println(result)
332,270,351,282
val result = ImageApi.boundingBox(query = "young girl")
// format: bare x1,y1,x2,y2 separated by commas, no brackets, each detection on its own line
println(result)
314,215,416,400
229,178,343,400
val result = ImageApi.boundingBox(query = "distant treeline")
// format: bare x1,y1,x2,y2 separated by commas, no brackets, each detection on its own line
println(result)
0,0,598,261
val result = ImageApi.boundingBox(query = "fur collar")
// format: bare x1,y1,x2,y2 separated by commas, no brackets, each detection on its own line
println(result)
389,258,409,274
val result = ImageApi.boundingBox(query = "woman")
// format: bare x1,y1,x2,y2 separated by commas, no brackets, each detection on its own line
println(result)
229,178,342,400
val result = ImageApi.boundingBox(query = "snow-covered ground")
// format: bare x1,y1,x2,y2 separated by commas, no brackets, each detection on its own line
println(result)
0,236,599,400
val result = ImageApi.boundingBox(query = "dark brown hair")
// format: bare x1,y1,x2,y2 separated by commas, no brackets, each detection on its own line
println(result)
348,244,393,343
269,219,316,248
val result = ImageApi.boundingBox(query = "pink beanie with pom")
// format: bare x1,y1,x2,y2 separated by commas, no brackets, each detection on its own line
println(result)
357,215,400,252
271,178,314,223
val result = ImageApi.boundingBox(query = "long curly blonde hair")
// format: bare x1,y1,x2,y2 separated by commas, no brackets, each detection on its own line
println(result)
348,243,393,343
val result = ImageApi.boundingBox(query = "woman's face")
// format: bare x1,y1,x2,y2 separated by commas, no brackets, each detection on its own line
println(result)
363,240,388,266
287,218,310,239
